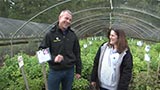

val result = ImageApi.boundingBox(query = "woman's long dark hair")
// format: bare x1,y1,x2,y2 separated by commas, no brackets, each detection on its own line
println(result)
107,28,129,53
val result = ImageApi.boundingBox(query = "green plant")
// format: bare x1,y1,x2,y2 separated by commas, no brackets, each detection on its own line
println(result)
0,38,160,90
72,78,89,90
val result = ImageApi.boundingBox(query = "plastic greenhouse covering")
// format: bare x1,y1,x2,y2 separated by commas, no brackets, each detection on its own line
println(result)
0,0,160,53
0,0,160,44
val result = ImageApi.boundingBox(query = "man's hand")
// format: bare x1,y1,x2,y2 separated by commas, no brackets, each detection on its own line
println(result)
75,74,81,79
54,54,64,63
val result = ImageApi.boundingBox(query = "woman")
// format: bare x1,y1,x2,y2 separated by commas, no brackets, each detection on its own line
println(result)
90,28,133,90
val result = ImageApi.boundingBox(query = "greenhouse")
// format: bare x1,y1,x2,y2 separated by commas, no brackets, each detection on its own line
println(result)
0,0,160,90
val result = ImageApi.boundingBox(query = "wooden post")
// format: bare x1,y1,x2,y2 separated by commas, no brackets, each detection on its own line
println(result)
147,61,150,78
21,66,30,90
18,56,30,90
157,53,160,84
42,63,48,90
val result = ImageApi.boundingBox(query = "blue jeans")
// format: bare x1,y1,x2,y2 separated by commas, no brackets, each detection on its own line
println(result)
48,67,74,90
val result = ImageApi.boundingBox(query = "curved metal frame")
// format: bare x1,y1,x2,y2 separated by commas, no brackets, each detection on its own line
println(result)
71,14,155,40
9,2,160,42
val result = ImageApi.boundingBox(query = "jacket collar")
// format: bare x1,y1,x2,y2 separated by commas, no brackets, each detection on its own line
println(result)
50,22,71,33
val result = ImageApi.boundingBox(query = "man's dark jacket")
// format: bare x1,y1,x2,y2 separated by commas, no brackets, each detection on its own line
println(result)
39,23,82,74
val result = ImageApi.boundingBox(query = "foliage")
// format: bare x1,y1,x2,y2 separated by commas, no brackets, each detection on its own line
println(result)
72,78,89,90
0,54,44,90
0,38,160,90
129,40,160,89
80,37,105,80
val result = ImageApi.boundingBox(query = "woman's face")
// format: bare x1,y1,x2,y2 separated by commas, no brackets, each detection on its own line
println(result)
109,30,118,45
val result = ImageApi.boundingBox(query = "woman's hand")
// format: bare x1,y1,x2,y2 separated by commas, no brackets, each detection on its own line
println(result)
91,82,96,87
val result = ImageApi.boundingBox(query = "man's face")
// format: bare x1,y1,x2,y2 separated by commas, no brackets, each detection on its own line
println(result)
58,12,72,30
